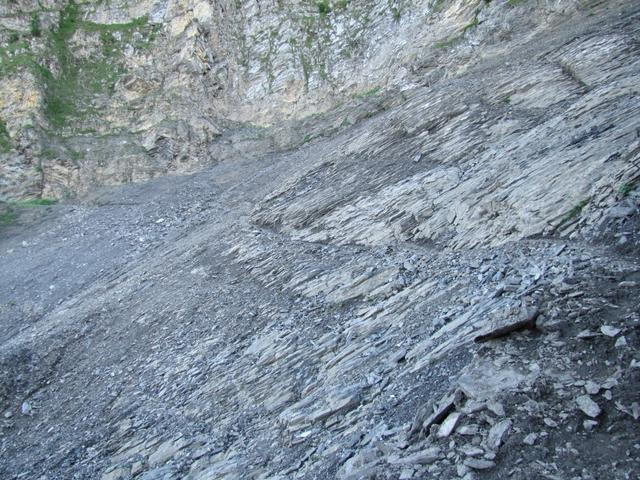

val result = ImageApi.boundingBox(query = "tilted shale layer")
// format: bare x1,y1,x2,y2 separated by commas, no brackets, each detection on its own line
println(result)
0,1,640,479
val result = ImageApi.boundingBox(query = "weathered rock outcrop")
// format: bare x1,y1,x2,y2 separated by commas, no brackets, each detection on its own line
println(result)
4,0,636,203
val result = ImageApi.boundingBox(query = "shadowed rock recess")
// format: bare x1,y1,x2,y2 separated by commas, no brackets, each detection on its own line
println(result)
1,0,640,479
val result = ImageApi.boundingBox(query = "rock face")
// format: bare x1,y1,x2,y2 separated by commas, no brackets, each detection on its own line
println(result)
2,0,637,203
0,1,640,480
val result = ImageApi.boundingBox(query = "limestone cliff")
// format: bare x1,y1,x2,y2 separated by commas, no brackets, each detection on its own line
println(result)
3,0,635,205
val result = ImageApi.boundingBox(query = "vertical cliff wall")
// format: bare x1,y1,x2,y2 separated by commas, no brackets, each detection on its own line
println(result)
0,0,600,201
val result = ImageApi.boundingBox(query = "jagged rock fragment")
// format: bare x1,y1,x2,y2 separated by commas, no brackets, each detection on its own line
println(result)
615,336,628,348
584,381,600,395
410,390,463,438
461,445,484,457
601,325,621,337
486,401,505,416
389,447,441,465
485,419,512,450
464,458,496,470
583,420,598,431
474,307,539,342
457,424,480,436
437,411,462,438
576,395,601,418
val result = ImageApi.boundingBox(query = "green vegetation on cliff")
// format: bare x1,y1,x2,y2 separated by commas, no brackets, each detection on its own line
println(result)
43,0,81,127
43,2,153,127
0,118,10,152
14,198,57,206
0,1,155,129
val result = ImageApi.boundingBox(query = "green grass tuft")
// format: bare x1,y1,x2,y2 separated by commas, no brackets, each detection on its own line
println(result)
80,16,149,32
463,16,479,33
0,118,11,152
335,0,349,10
42,0,81,127
618,182,637,197
561,199,589,224
15,198,58,206
355,86,381,99
0,209,17,226
317,0,331,15
0,2,156,133
30,13,41,37
58,0,80,40
434,35,463,49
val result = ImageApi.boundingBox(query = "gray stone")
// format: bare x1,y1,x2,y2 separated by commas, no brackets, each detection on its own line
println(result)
606,205,635,218
399,468,414,479
576,395,601,418
485,419,512,450
486,401,505,417
457,424,481,436
390,448,442,466
464,458,496,470
583,420,598,431
474,307,539,343
101,467,129,480
0,3,638,479
410,390,463,438
148,437,192,467
437,412,462,438
461,445,485,457
600,325,621,337
615,336,628,348
584,381,600,395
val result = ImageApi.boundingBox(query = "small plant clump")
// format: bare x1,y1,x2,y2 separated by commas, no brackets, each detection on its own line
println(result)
463,16,479,33
15,198,58,206
0,118,11,152
561,199,590,224
355,86,381,99
30,13,41,37
0,208,16,226
80,16,149,32
434,34,463,49
0,197,57,228
618,182,637,197
317,0,331,15
335,0,349,10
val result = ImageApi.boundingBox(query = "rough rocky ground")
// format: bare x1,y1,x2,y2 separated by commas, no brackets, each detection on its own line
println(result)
1,1,640,479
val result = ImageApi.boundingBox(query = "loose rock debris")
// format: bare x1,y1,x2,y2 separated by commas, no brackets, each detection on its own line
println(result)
1,1,639,479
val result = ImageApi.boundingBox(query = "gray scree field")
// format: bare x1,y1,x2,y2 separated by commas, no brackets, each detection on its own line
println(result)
0,0,639,479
